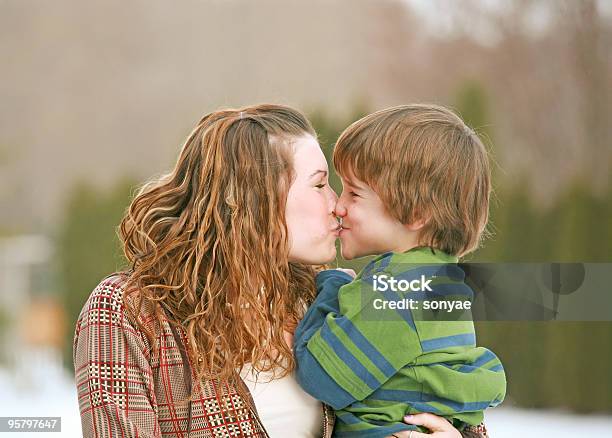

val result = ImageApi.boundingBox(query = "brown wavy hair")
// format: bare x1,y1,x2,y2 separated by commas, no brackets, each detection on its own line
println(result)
334,104,491,257
119,104,318,388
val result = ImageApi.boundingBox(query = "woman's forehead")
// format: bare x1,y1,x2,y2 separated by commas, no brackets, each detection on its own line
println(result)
292,135,328,172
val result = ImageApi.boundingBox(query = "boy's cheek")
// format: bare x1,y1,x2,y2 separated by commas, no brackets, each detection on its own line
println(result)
341,204,355,223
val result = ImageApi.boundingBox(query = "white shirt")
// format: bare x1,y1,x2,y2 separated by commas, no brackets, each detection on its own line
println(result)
240,364,323,437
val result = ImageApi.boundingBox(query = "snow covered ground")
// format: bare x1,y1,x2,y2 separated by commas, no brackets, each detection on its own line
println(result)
486,405,612,437
0,365,81,437
1,364,611,437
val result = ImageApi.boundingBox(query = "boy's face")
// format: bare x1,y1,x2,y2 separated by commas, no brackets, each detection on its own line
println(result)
335,172,419,260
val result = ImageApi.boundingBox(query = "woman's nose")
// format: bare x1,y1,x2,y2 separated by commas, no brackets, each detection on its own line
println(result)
329,187,338,202
327,186,338,209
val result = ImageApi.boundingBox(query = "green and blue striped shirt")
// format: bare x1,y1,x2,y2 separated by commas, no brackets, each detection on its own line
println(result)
294,247,506,437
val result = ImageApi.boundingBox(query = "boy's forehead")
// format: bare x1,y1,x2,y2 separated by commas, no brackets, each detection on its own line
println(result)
340,171,367,188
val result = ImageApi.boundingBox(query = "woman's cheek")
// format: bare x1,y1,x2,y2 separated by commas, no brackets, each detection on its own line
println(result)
295,190,332,244
314,196,332,240
302,219,323,244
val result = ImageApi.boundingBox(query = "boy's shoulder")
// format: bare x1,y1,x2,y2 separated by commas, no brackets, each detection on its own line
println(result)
359,247,458,279
396,247,458,264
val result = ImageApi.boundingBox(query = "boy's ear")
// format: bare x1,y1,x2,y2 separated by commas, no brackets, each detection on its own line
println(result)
405,210,430,231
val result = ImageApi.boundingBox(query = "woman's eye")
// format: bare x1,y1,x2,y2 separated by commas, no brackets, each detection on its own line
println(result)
315,183,326,189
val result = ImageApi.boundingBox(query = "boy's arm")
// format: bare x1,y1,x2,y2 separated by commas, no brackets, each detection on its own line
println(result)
293,269,357,410
293,270,353,343
294,267,426,409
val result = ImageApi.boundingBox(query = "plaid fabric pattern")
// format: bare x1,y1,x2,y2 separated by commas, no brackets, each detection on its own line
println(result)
73,274,274,437
461,422,489,438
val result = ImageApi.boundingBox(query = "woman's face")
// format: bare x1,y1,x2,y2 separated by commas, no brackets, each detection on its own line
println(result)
285,135,340,264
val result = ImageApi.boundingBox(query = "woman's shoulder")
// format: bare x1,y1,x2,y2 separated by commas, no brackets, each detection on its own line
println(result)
75,271,158,337
73,272,166,363
78,272,130,317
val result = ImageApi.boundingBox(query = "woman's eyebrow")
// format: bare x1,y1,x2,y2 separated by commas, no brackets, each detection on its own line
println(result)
309,170,328,179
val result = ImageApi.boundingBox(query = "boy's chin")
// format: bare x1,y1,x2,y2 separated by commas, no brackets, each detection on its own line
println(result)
340,249,354,260
340,242,373,260
339,242,355,260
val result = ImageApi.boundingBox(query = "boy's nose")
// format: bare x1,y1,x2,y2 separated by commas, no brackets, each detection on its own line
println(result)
334,200,347,218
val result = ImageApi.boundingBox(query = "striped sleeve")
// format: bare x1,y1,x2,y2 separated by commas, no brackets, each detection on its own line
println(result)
303,268,424,403
294,270,358,409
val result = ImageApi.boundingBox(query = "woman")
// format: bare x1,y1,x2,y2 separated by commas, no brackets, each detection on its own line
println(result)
73,104,486,437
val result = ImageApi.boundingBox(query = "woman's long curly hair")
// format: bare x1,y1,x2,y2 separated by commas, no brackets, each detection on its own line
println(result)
119,104,318,388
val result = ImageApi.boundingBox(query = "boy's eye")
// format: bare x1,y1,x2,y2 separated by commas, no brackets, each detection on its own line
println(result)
349,191,359,198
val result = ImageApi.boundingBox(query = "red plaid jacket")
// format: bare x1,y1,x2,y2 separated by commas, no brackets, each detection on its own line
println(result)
73,274,487,438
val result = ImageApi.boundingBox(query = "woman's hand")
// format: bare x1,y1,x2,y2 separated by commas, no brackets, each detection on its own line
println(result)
385,413,462,438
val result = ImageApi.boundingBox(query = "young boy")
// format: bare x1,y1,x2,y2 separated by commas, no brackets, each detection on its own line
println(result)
294,104,506,437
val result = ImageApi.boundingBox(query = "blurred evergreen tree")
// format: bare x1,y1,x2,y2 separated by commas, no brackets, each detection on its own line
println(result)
552,179,611,261
454,79,491,137
57,178,135,370
454,79,503,263
453,77,612,411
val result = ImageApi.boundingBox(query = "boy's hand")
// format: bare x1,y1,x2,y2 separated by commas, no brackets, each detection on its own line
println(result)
335,268,356,278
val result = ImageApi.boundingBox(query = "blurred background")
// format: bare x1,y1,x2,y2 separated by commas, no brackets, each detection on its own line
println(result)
1,0,611,436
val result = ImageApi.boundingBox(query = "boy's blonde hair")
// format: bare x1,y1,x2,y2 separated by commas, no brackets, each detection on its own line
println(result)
333,104,491,257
